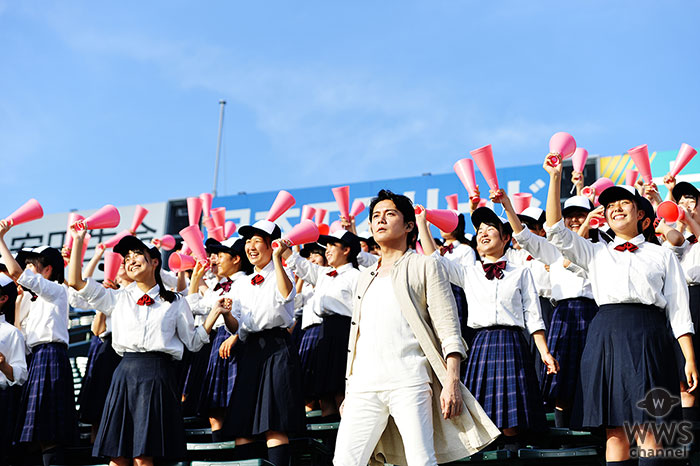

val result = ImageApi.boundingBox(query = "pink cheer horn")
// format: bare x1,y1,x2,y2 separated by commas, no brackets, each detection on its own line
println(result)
200,193,213,218
582,177,615,197
477,198,488,208
5,198,44,227
301,205,316,221
80,234,91,265
130,205,149,234
330,220,343,233
628,144,653,184
445,194,459,211
103,251,123,282
209,226,226,242
179,225,208,263
547,132,577,167
102,230,132,249
572,148,588,173
511,193,533,214
224,221,236,238
470,144,499,191
180,242,191,255
415,206,459,233
315,209,328,226
318,223,330,235
154,234,176,251
78,205,121,231
625,169,639,187
203,216,216,231
350,199,365,218
168,253,197,272
64,213,85,250
187,197,203,227
657,201,685,223
282,219,320,246
670,143,698,178
211,207,226,229
453,158,478,197
415,240,425,255
332,186,350,219
589,217,606,229
266,190,296,222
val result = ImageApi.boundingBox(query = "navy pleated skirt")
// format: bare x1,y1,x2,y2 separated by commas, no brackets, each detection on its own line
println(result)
299,323,322,399
16,342,78,445
179,342,212,415
224,328,305,438
313,314,351,397
198,326,237,414
541,297,598,404
93,352,186,460
78,335,121,424
465,326,547,431
572,304,681,428
1,386,21,454
674,285,700,383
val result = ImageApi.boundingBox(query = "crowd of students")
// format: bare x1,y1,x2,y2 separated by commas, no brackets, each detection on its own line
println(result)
0,155,699,466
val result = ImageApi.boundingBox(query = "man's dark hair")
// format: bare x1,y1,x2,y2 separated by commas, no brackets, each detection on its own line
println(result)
369,190,418,249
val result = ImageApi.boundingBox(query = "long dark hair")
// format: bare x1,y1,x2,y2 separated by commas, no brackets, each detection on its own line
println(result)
128,247,177,303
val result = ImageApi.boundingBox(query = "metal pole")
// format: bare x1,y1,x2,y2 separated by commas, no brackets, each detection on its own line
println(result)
212,100,226,197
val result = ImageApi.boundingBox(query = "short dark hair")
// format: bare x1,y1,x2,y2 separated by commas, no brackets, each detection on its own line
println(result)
478,220,512,256
369,190,418,249
24,256,64,283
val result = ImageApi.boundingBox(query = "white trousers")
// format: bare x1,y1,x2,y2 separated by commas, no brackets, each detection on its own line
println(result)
333,383,437,466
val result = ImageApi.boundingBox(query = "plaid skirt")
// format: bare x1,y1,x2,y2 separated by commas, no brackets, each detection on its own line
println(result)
1,386,21,453
540,298,598,404
674,285,700,382
16,342,78,445
93,352,186,460
198,326,237,414
572,304,681,428
465,326,547,431
78,335,121,424
298,323,322,399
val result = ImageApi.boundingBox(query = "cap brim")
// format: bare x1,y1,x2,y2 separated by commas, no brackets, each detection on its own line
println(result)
238,225,281,240
114,236,155,258
672,182,700,202
471,207,502,230
517,213,545,225
598,186,638,207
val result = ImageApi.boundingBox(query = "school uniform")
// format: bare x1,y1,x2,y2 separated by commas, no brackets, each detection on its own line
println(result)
435,252,548,431
75,278,210,460
0,313,28,458
14,268,78,446
546,218,693,427
513,227,598,406
295,281,323,398
286,252,359,398
442,242,477,347
222,260,305,438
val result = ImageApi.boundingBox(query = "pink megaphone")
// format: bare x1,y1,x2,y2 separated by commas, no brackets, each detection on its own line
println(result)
315,209,328,226
77,205,121,231
187,197,202,226
470,144,499,191
301,205,316,221
266,190,296,222
582,178,615,197
350,199,365,218
318,223,330,235
200,193,213,218
477,198,488,208
657,201,685,223
512,193,533,214
547,132,577,167
625,169,639,187
103,251,123,282
179,225,208,263
415,206,459,233
153,234,176,251
670,143,698,178
203,216,216,231
168,253,197,272
330,220,343,233
130,205,149,233
332,186,350,219
282,219,320,246
628,144,653,184
64,213,85,250
454,158,479,197
224,221,236,238
102,230,132,249
209,226,226,241
589,217,606,229
80,234,91,265
415,240,425,255
211,207,226,229
180,242,191,255
572,148,588,173
5,199,44,227
445,194,459,211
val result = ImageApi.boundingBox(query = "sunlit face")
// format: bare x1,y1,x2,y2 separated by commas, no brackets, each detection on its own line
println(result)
359,240,369,253
679,195,697,212
325,242,350,268
476,223,507,258
370,200,413,246
245,235,272,269
564,210,589,233
217,252,239,277
308,252,327,267
208,252,219,276
123,249,157,282
605,199,643,232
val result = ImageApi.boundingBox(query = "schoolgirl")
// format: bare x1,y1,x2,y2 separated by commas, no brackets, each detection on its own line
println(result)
279,229,361,421
416,205,558,441
221,219,304,466
0,222,77,466
543,159,697,465
190,237,253,441
67,232,232,466
0,272,27,466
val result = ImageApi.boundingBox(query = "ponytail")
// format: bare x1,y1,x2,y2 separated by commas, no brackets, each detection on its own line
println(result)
154,259,177,303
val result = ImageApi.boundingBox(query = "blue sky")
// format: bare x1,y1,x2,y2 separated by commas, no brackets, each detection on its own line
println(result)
1,1,698,214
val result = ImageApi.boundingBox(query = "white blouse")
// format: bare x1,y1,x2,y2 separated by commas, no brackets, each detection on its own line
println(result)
75,279,209,359
443,241,477,268
506,246,552,299
545,219,694,338
16,269,70,348
0,315,28,389
186,271,248,329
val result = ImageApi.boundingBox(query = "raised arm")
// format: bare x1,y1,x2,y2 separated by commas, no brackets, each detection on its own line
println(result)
82,244,105,279
0,221,23,280
68,227,88,291
414,206,439,256
272,245,294,300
